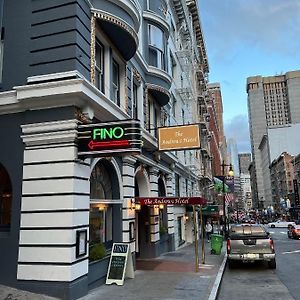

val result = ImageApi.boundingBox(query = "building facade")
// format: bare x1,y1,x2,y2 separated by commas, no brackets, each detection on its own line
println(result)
0,0,211,299
247,70,300,208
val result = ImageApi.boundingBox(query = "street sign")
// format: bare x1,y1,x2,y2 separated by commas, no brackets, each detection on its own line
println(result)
202,205,219,215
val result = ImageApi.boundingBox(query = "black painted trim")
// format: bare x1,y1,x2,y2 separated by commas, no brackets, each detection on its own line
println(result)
122,184,134,188
18,256,88,266
24,159,90,166
122,174,134,178
20,224,89,230
23,176,89,181
19,243,77,248
22,192,90,197
21,209,89,214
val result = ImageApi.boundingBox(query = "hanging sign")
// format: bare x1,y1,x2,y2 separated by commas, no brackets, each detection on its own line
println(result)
106,243,134,286
135,197,207,206
158,124,201,151
78,120,142,157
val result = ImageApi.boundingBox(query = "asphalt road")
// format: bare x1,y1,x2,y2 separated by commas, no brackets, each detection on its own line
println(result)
217,226,300,300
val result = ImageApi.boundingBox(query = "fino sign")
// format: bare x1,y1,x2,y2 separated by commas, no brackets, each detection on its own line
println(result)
78,120,142,157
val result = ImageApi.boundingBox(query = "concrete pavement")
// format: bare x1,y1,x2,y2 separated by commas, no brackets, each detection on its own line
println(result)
0,239,227,300
80,239,227,300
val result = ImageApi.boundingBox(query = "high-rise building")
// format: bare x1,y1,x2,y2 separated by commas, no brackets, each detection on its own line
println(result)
247,70,300,208
238,153,251,175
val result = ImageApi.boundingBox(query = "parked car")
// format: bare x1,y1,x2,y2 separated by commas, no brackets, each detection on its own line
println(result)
267,220,296,228
227,224,276,269
287,225,300,239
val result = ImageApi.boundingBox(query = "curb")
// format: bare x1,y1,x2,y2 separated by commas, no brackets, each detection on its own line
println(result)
207,253,227,300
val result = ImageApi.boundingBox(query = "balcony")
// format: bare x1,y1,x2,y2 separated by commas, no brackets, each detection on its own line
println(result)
91,0,140,60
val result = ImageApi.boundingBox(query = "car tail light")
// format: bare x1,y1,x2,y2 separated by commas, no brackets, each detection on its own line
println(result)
269,238,275,252
227,239,231,254
296,229,300,233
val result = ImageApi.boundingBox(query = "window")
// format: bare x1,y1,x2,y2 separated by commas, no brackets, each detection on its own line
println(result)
132,82,138,119
95,40,104,93
148,24,165,69
90,162,113,248
175,174,180,196
111,59,120,105
0,163,12,232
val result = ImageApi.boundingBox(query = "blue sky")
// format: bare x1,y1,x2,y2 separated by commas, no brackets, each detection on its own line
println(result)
199,0,300,153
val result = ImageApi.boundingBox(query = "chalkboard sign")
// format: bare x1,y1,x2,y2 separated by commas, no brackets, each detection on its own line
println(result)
106,243,134,285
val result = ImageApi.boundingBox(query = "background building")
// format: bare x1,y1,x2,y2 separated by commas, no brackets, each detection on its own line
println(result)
247,70,300,209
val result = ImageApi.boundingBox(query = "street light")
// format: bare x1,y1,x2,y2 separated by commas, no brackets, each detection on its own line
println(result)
221,161,234,238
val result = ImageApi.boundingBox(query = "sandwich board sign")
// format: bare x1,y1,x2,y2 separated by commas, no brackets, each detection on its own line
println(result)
106,243,134,285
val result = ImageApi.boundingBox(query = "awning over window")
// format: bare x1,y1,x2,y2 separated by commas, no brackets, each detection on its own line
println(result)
147,84,171,106
94,11,138,61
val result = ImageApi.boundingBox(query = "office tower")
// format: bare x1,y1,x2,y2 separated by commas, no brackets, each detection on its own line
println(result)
247,70,300,208
238,153,251,175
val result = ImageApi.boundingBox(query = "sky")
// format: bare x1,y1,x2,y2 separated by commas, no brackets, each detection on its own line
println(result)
199,0,300,153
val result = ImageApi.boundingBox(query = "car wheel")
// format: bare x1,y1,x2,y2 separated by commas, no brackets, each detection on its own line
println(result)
268,259,276,269
271,225,275,228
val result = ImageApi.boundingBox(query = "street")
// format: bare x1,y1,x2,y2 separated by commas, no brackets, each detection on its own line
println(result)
217,227,300,300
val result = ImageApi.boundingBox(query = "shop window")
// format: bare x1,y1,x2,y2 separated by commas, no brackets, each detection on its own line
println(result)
148,24,165,69
0,163,12,232
90,161,113,249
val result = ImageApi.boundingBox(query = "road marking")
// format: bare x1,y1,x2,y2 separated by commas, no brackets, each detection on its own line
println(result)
199,264,214,269
282,250,300,254
280,231,287,234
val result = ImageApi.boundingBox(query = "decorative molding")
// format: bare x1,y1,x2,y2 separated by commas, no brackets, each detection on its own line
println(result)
90,14,96,85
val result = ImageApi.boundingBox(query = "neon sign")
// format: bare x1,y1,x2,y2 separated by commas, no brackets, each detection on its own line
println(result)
78,120,142,157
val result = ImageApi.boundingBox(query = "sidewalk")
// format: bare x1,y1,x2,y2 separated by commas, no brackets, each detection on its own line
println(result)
80,239,227,300
0,240,226,300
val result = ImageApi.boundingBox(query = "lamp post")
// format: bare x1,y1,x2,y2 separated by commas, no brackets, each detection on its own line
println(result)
221,161,234,238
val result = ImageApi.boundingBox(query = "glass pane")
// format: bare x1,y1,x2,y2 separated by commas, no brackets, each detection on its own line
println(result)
149,25,164,50
89,207,105,244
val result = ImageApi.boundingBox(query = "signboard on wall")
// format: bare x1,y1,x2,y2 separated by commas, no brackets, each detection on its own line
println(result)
78,120,142,157
106,243,134,286
135,197,207,206
158,124,200,151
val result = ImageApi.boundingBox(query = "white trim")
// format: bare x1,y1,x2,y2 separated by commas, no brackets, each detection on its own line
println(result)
143,11,170,34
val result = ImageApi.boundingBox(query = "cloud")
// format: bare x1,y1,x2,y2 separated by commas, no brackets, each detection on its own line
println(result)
224,114,251,153
199,0,300,61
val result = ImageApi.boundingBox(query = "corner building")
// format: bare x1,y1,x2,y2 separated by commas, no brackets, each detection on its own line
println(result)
0,0,211,299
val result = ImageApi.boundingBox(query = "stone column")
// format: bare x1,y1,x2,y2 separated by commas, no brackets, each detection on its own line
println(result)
18,119,90,296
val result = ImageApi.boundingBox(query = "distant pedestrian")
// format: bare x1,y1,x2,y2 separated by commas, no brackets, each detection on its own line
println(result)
205,221,213,242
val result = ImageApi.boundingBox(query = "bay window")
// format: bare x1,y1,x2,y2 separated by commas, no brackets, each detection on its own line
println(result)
148,24,165,69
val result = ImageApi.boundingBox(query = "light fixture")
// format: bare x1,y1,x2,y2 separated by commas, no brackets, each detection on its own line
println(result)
135,202,141,211
184,214,189,221
228,164,234,177
130,198,136,210
159,204,164,210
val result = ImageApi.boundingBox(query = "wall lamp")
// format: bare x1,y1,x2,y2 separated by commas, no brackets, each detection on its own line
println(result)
131,198,141,211
159,204,164,210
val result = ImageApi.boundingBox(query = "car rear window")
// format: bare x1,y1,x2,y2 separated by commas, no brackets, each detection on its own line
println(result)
229,225,268,239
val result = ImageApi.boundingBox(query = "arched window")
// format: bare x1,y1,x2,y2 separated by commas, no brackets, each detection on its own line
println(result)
89,161,113,248
0,163,12,231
